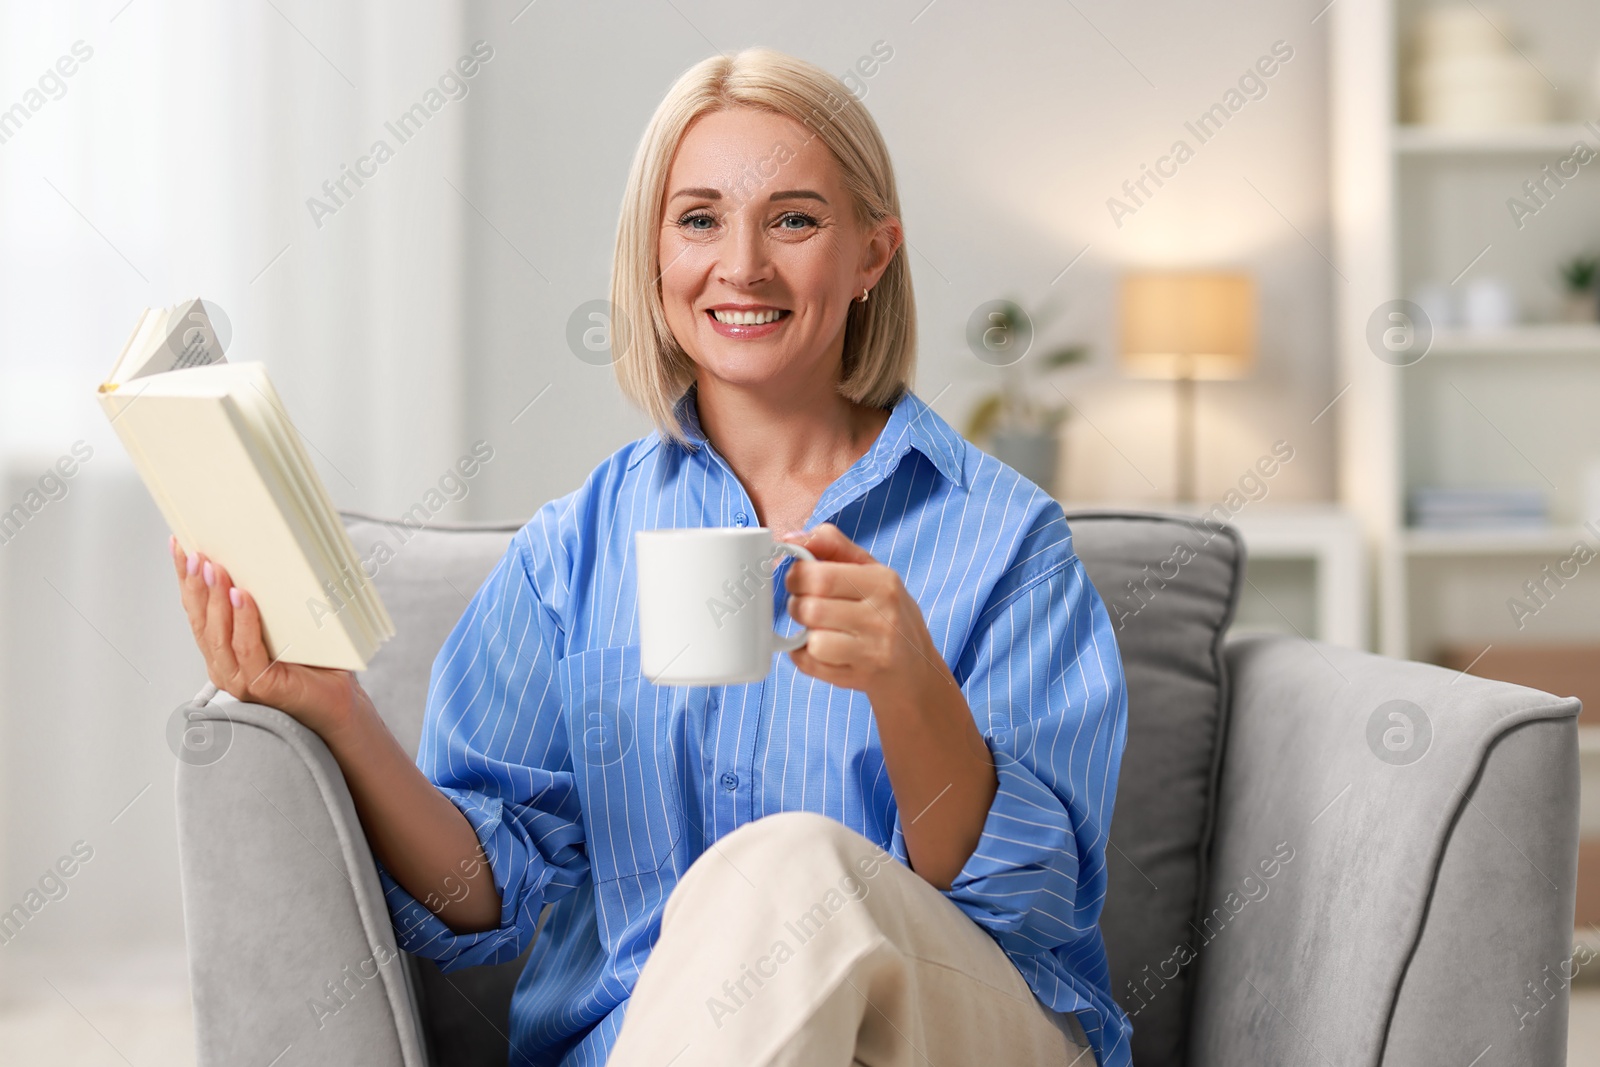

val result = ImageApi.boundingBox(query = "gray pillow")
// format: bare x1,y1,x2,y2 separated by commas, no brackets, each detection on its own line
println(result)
1067,511,1244,1067
343,513,522,761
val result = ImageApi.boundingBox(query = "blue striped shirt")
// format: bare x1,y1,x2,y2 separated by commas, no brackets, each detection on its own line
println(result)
375,381,1133,1066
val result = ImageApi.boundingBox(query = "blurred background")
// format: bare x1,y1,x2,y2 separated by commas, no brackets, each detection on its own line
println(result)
1,0,1598,1060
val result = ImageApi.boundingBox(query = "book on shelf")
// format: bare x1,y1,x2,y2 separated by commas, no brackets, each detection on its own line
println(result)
96,298,394,671
1408,486,1548,530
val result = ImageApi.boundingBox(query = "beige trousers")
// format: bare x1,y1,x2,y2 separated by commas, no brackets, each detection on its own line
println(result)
608,810,1094,1067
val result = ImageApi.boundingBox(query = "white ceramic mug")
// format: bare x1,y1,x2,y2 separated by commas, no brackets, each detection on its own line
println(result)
635,527,814,686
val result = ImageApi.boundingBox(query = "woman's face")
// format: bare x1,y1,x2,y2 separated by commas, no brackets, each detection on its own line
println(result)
657,106,899,394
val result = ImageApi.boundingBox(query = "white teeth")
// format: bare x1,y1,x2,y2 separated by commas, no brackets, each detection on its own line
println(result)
711,308,783,325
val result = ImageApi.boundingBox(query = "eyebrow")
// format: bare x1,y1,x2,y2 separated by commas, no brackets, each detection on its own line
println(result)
668,187,828,204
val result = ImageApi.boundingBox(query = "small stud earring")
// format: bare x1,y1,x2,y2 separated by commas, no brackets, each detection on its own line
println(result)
858,287,870,304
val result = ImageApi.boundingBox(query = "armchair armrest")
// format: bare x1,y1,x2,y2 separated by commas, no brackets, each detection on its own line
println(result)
174,690,430,1067
1189,634,1580,1066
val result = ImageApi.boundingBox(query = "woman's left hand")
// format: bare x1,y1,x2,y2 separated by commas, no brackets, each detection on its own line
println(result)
781,523,996,889
778,523,954,704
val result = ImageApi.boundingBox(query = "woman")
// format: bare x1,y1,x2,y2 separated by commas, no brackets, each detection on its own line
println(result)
172,47,1131,1067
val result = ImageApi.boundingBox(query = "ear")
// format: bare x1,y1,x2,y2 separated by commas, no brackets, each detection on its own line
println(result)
858,214,903,293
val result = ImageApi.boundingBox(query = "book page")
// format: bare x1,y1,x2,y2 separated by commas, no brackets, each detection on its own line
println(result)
249,368,395,638
229,365,392,649
112,299,227,385
104,308,155,388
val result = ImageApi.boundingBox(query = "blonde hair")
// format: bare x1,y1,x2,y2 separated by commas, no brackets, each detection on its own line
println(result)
609,47,915,449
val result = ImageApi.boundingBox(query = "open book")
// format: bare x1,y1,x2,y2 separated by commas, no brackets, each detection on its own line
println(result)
98,299,395,671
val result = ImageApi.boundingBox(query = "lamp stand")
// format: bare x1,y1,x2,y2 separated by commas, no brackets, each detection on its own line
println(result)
1174,362,1197,503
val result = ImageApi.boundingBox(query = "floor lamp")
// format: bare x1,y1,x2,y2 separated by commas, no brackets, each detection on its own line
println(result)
1119,272,1256,503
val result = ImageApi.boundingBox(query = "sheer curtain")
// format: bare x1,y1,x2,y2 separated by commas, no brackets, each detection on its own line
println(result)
0,0,466,980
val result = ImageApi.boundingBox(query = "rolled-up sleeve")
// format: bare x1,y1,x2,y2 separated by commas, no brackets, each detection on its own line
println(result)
375,521,590,972
890,527,1128,961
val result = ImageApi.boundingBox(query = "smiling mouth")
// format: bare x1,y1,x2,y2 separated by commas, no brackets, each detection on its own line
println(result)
707,308,790,325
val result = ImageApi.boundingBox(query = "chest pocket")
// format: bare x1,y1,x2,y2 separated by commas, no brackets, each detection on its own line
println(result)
558,643,683,881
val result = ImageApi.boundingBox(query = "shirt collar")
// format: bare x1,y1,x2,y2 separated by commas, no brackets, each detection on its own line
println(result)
628,381,966,489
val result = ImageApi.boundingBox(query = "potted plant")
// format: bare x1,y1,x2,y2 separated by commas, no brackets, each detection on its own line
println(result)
961,298,1089,494
1558,254,1599,324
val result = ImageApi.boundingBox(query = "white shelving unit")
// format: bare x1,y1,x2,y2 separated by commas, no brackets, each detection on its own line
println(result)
1223,506,1369,650
1393,122,1600,154
1431,324,1600,355
1060,501,1369,649
1401,524,1598,556
1332,0,1600,662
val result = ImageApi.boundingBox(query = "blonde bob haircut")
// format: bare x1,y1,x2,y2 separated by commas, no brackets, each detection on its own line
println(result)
610,47,916,450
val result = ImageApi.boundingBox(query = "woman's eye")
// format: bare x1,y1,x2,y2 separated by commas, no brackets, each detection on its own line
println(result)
673,210,816,234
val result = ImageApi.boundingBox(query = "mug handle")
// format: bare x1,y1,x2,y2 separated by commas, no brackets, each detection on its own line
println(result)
769,540,815,653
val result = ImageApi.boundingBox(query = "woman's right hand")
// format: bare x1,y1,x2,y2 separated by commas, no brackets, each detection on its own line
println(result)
170,535,368,737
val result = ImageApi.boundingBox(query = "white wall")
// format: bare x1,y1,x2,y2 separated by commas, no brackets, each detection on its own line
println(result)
457,0,1336,521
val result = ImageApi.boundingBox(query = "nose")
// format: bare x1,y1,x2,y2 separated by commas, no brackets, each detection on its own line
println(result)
715,211,774,290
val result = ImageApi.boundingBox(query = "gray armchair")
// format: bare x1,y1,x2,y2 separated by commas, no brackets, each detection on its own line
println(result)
174,511,1580,1065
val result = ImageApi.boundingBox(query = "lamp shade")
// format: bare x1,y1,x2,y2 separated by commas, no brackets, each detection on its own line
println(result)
1119,272,1256,380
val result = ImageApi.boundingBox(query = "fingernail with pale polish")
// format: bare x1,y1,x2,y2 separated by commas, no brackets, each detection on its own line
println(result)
186,552,199,577
229,587,242,609
203,561,215,587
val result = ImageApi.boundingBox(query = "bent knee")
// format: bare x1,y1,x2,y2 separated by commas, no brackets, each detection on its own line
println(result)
713,811,896,888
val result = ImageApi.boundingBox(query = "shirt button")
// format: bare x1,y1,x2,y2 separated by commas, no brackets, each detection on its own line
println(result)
720,771,739,791
733,511,749,527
